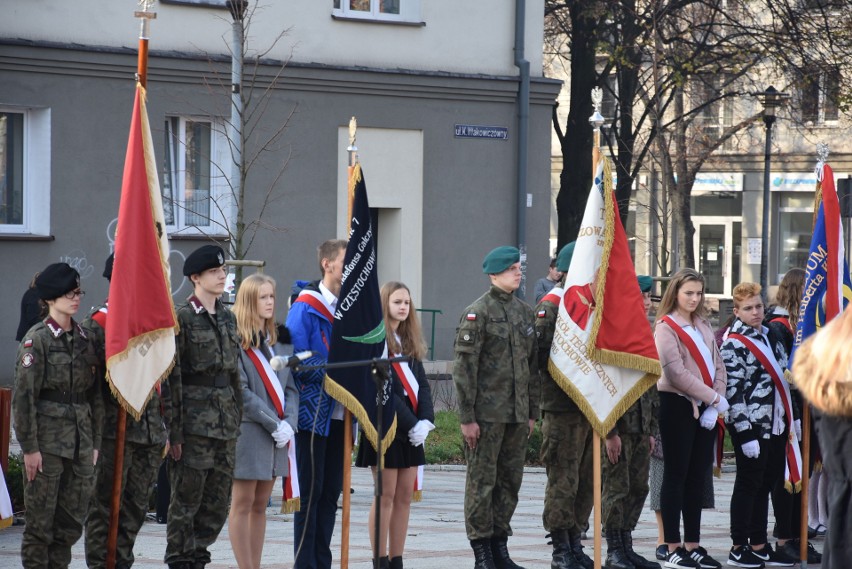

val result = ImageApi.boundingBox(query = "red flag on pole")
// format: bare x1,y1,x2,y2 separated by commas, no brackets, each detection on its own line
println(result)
105,83,178,420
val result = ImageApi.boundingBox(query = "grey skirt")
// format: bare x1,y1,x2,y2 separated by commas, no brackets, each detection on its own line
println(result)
649,454,715,510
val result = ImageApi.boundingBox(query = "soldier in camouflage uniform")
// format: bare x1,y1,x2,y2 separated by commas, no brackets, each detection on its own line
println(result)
13,262,105,568
165,245,243,569
533,243,595,569
599,276,660,569
83,254,169,569
453,246,540,569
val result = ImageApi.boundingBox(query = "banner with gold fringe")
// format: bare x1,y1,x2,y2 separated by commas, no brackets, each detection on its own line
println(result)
548,152,661,437
325,164,397,454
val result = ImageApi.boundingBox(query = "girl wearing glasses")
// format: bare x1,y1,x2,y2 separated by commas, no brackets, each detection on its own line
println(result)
12,262,104,568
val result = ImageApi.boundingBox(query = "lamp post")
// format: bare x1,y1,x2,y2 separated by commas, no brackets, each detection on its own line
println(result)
754,85,789,294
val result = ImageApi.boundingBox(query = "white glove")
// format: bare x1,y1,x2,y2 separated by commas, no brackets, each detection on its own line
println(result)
793,419,802,442
407,420,435,447
714,395,730,414
741,440,760,459
272,420,294,448
699,406,719,430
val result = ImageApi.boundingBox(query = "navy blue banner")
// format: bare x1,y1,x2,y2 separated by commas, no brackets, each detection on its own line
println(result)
326,164,396,453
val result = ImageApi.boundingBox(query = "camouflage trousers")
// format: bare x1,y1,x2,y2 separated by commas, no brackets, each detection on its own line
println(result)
21,451,95,568
165,435,236,566
540,411,594,533
463,421,528,540
601,432,651,530
85,437,164,569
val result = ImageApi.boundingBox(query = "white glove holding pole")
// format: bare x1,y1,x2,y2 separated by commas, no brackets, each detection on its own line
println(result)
699,406,719,430
714,395,730,414
741,440,760,459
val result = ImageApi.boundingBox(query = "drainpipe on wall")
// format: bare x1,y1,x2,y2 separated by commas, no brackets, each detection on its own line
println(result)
514,0,531,298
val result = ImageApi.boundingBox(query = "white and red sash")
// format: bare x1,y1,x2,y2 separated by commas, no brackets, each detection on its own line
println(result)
661,315,726,473
391,354,426,501
294,289,334,323
728,332,803,491
244,345,301,509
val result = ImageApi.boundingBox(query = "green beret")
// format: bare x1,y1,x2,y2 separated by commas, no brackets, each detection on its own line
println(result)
35,263,80,301
183,245,226,276
482,246,520,274
556,242,575,272
637,275,653,293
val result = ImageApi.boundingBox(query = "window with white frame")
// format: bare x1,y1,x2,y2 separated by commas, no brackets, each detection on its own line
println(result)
0,107,50,235
693,74,734,150
332,0,422,23
161,117,230,235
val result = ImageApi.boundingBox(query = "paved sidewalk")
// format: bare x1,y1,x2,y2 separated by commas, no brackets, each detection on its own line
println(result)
0,464,822,568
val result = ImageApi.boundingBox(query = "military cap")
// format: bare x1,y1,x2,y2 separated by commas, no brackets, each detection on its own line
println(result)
183,244,226,276
556,241,575,272
482,246,520,274
35,263,80,300
637,275,653,293
103,253,114,281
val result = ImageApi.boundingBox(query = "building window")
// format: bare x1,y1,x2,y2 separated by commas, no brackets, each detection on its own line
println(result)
161,117,229,234
693,75,734,150
333,0,421,23
800,69,840,125
0,107,50,235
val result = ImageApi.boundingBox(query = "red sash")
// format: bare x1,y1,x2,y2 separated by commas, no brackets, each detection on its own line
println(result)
391,357,419,413
769,316,793,333
294,290,334,323
245,347,284,419
660,315,713,388
727,332,802,490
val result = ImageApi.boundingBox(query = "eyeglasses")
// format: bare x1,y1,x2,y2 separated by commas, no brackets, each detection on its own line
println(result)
64,290,85,299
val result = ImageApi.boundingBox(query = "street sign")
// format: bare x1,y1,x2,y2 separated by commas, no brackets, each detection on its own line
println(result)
454,124,509,140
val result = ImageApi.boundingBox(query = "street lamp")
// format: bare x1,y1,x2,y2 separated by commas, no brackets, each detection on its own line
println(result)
753,85,789,294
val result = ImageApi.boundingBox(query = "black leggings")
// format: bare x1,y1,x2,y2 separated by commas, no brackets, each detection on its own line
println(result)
659,391,716,544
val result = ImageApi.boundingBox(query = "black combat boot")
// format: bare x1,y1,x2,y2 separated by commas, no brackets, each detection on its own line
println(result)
372,556,390,569
389,556,403,569
620,530,659,569
471,538,498,569
568,532,594,569
604,528,635,569
550,529,583,569
491,535,526,569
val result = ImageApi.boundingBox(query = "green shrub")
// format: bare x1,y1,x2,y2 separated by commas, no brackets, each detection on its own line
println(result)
5,453,24,513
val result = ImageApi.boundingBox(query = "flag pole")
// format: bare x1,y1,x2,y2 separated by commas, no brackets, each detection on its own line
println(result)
589,87,605,569
105,5,156,569
340,116,358,569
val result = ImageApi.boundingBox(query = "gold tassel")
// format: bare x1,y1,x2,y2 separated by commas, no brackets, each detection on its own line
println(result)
713,466,722,478
280,497,301,514
325,376,398,455
412,490,422,503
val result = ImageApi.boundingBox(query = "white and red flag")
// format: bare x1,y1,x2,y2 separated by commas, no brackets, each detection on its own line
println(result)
548,153,661,435
105,83,178,420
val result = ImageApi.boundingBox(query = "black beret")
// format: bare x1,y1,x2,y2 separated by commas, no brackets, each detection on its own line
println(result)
183,245,226,276
35,263,80,301
103,253,114,281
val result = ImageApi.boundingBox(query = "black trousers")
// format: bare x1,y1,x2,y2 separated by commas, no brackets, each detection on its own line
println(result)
658,392,716,544
730,433,787,546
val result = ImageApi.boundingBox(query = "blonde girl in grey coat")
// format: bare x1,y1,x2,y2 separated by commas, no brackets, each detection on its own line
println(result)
228,274,299,569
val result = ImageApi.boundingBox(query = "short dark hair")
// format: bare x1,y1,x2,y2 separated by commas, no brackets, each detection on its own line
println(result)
549,257,558,268
317,239,348,275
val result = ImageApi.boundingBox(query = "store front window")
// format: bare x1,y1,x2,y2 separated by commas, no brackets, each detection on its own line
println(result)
777,193,815,280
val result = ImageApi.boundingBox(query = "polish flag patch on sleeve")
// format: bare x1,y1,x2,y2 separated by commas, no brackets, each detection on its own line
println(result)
23,339,33,348
537,310,546,318
466,313,477,321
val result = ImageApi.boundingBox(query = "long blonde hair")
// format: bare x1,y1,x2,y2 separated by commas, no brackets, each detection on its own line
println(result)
381,281,426,360
233,273,278,350
655,268,708,323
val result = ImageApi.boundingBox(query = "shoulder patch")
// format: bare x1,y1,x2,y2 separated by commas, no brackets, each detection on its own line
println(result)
466,313,477,321
23,339,33,348
537,310,546,318
21,353,35,368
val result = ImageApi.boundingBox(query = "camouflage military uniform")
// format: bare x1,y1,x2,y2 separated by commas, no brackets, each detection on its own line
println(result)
13,317,105,568
453,285,539,540
534,296,594,536
165,296,242,568
82,303,168,569
601,387,658,530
